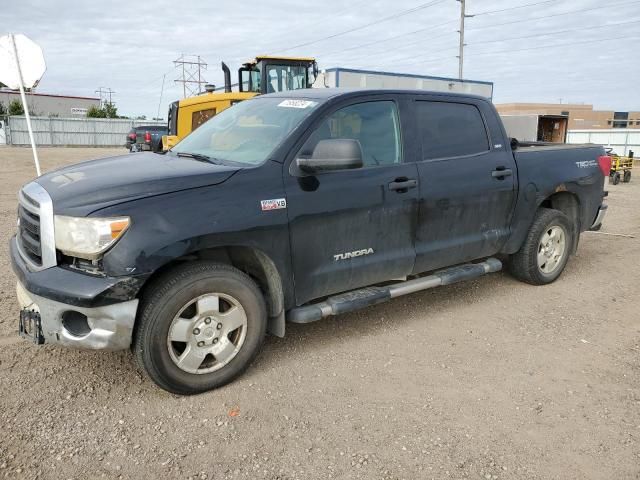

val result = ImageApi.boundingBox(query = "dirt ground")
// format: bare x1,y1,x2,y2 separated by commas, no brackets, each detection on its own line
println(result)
0,146,638,480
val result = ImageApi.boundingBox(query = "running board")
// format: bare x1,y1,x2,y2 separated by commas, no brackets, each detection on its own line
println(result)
287,258,502,324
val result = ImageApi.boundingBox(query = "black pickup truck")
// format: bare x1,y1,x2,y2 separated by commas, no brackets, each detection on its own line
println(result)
11,89,610,394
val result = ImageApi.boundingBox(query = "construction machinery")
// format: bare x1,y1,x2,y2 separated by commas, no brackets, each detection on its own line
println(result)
607,149,634,184
163,56,318,150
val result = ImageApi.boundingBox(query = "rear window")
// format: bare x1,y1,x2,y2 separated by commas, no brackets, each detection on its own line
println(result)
416,101,489,160
135,126,166,132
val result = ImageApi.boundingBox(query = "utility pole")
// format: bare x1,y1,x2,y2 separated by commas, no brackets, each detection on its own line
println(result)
174,54,208,98
156,73,166,121
457,0,473,79
95,87,115,107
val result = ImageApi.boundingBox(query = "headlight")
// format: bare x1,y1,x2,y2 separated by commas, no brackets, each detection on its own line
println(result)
54,215,130,260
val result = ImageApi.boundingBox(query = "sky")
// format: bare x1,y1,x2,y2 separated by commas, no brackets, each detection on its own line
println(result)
2,0,639,118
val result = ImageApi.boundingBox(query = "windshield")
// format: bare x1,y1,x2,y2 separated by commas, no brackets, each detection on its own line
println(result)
171,97,319,166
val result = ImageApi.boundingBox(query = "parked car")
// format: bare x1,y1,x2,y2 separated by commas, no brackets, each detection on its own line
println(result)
11,89,610,394
126,125,167,153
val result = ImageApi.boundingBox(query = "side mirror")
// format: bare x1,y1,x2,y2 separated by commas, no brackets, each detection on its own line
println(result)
296,138,363,173
510,137,519,150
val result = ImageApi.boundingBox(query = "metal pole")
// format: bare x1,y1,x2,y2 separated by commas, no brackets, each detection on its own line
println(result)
9,33,41,176
458,0,465,79
197,55,201,94
156,74,166,121
181,55,186,98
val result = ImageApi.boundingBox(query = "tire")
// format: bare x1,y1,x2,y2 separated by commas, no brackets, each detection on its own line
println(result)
133,262,267,395
623,170,631,183
612,172,621,185
508,208,573,285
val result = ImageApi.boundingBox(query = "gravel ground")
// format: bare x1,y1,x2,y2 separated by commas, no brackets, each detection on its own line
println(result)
0,146,639,480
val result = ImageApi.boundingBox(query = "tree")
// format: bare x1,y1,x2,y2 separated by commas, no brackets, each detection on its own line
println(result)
87,102,119,119
8,100,24,116
103,102,118,118
0,101,6,116
86,105,106,118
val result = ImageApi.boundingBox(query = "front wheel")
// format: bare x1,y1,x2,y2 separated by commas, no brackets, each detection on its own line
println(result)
133,262,267,394
623,170,631,183
508,208,573,285
612,172,621,185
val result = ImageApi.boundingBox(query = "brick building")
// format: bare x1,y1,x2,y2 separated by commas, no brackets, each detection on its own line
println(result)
495,103,640,130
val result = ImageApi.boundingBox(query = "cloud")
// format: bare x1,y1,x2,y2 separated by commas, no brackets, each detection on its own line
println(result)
2,0,639,116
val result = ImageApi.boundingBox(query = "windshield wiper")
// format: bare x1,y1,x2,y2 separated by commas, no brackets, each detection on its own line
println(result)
175,152,223,164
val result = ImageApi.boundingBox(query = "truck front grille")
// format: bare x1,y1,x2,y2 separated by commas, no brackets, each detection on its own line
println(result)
17,182,56,271
18,204,42,265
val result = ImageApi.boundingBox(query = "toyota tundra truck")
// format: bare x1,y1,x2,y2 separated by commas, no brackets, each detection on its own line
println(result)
11,89,610,394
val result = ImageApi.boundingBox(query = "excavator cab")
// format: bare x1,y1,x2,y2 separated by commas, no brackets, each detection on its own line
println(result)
162,56,318,151
238,56,318,94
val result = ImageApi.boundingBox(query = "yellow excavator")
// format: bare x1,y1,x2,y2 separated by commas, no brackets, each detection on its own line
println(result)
162,55,318,150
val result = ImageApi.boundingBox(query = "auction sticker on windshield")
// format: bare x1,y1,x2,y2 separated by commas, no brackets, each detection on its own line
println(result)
278,99,317,109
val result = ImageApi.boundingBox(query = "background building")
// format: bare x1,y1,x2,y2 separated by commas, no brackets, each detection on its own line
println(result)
495,103,640,130
0,90,100,117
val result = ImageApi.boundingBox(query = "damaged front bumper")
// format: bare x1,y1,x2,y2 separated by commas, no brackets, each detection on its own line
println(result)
10,236,144,351
17,281,138,350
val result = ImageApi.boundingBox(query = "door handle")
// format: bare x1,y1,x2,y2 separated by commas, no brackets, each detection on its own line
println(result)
388,178,418,192
492,168,513,179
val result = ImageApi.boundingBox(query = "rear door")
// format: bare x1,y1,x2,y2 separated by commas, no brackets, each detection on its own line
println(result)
284,96,420,305
412,97,517,273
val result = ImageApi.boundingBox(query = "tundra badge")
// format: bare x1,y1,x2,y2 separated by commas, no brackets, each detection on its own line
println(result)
334,248,374,261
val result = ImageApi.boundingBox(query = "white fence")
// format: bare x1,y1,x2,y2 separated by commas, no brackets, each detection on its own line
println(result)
567,129,640,156
4,116,164,147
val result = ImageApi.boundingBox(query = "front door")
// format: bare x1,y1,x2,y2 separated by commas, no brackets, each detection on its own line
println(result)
284,99,419,305
412,98,517,273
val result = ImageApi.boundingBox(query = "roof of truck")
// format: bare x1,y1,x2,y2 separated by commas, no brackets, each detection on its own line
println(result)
261,88,488,102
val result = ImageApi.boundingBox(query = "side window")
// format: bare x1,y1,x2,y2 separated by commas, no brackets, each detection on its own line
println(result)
416,101,489,160
192,108,217,131
301,101,401,167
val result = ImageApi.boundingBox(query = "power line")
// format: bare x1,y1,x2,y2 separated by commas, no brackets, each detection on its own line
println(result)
470,0,556,16
387,34,640,70
325,27,456,64
308,0,566,61
259,0,375,52
272,0,447,54
467,0,640,31
343,14,640,71
320,20,456,58
470,18,640,45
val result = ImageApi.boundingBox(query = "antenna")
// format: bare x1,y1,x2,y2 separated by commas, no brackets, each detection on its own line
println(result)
173,54,208,98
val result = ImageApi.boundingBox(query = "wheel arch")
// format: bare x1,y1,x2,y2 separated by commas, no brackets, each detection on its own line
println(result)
537,191,581,253
136,245,286,337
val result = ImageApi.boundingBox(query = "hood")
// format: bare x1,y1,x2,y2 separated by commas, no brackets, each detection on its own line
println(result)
35,152,240,215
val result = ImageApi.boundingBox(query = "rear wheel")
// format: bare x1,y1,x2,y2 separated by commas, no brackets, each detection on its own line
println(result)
623,170,631,183
134,262,267,394
508,208,573,285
